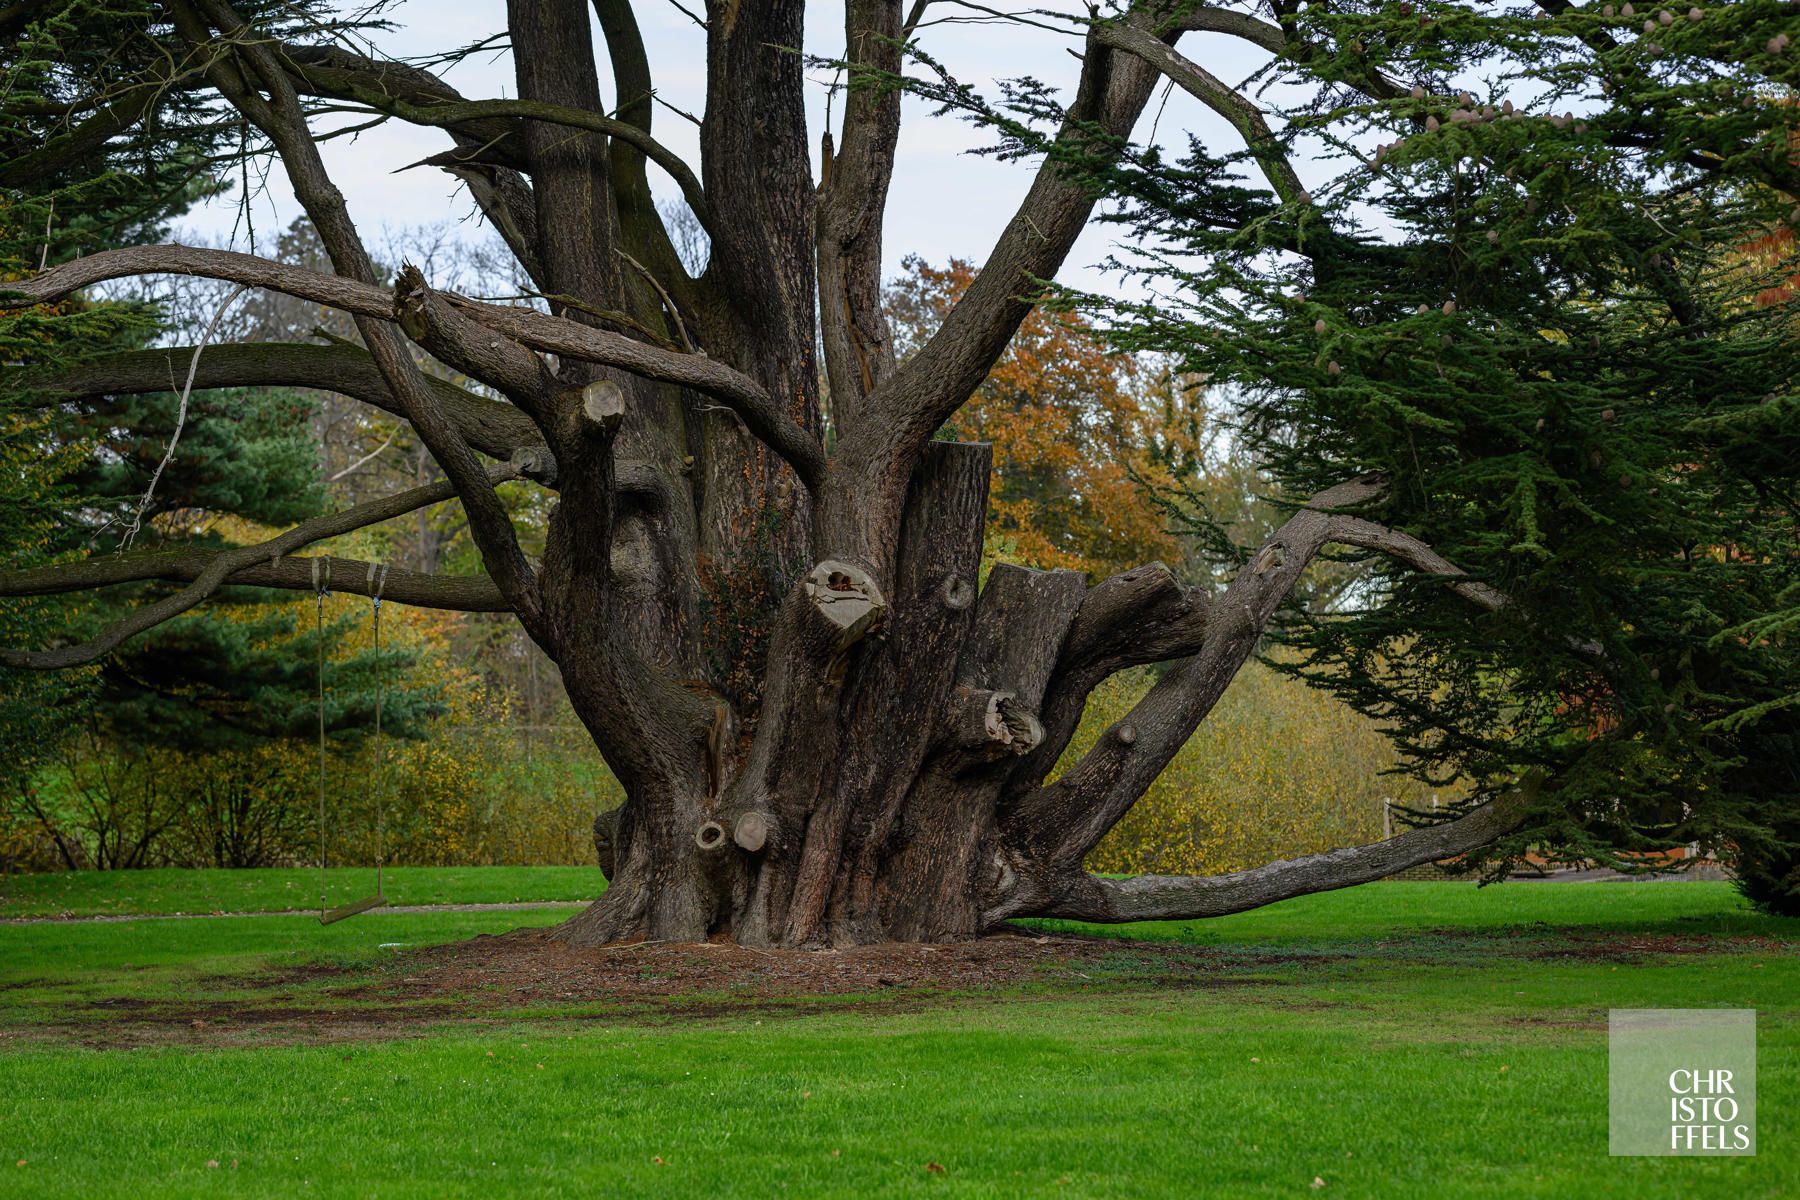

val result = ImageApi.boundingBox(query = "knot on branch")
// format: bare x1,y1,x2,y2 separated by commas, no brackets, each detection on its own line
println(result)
572,379,625,438
731,810,782,854
801,559,887,656
508,444,557,484
694,820,728,852
394,262,430,341
948,686,1044,758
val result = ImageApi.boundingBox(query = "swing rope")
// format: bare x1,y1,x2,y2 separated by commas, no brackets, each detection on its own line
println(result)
369,561,387,902
313,557,390,926
314,557,330,920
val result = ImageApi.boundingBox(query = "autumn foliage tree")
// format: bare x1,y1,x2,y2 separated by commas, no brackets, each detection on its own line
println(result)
888,256,1189,577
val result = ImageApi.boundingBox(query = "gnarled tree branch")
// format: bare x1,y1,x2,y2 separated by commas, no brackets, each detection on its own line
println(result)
1002,475,1390,866
2,243,823,486
1008,773,1542,924
0,458,523,668
1002,561,1209,805
10,341,545,467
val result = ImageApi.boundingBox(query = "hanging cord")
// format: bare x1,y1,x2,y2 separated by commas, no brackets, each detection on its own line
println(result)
367,562,388,900
313,557,331,920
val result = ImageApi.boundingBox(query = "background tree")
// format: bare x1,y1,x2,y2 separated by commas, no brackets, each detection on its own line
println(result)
887,255,1193,577
3,1,1792,943
0,4,454,868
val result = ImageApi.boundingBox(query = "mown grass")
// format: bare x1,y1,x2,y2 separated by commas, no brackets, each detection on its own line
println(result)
0,878,1794,1198
0,865,600,918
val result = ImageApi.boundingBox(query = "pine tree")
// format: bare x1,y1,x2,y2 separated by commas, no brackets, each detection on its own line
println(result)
1,2,443,793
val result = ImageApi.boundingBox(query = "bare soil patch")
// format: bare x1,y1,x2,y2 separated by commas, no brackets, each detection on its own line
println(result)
1526,931,1791,961
17,929,1247,1049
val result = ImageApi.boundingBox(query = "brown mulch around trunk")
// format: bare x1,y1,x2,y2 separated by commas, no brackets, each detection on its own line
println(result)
390,926,1218,1003
17,929,1250,1049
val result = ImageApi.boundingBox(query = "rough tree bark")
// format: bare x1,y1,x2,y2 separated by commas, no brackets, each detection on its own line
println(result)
1,1,1534,947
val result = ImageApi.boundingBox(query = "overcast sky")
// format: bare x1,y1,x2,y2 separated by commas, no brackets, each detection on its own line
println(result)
178,1,1285,299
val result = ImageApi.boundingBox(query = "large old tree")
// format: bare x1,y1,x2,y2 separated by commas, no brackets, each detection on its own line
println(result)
4,1,1793,941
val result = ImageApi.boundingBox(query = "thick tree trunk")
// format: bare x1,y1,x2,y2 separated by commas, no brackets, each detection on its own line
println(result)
555,440,1011,947
547,447,1535,949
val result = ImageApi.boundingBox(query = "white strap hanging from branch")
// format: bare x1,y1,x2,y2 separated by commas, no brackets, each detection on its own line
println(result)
120,283,249,551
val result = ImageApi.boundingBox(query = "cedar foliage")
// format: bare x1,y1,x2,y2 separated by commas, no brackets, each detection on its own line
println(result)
1083,1,1800,902
896,1,1800,904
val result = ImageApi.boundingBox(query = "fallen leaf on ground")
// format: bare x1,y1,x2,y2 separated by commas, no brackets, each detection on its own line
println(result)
926,1162,946,1174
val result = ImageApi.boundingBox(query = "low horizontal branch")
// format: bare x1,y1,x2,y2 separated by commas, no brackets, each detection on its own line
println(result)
140,554,509,610
0,548,509,621
0,462,521,668
1036,773,1542,924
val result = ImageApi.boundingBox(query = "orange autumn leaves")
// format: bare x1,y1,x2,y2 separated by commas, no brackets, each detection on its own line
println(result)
888,257,1189,578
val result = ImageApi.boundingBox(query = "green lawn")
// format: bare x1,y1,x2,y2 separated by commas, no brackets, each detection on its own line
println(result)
0,865,599,918
1,876,1794,1198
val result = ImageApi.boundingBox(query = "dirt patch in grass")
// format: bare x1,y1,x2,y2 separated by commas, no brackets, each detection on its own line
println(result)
388,927,1236,1003
1526,931,1791,961
1413,925,1791,963
13,929,1255,1049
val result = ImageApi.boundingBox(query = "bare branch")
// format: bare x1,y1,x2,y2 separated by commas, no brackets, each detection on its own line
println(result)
323,93,710,232
1015,773,1542,924
1094,21,1305,203
393,263,557,428
593,0,694,289
327,427,397,482
817,0,905,434
1327,514,1603,658
1324,516,1511,613
7,553,508,613
0,459,522,669
451,298,826,487
3,243,821,484
11,341,544,467
1165,7,1284,55
0,242,395,319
